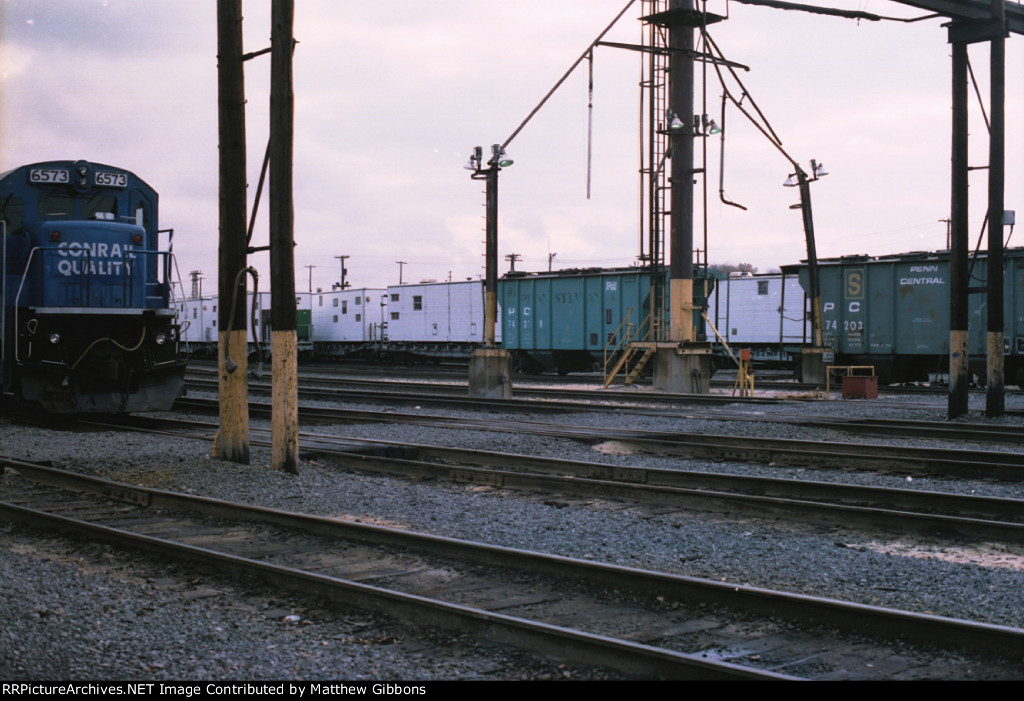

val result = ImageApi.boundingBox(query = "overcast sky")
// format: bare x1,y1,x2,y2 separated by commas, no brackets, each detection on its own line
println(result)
2,0,1022,295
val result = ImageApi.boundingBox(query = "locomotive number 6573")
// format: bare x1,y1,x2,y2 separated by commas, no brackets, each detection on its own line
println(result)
1,160,185,412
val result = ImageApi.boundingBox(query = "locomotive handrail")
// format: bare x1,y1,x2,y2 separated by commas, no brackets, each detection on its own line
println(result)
12,246,39,363
83,249,93,304
1,220,6,389
122,253,131,306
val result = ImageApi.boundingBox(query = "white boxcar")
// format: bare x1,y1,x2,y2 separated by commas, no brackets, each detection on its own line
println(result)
178,292,313,355
706,272,807,363
177,296,216,346
240,291,312,343
309,288,387,342
385,280,491,343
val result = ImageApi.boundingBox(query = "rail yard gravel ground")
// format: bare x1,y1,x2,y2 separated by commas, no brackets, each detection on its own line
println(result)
2,387,1023,680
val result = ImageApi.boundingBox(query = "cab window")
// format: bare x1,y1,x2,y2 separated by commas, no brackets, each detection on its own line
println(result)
0,196,24,236
83,194,118,220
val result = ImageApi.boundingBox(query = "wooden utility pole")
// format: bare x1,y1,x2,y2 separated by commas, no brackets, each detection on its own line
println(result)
270,0,299,473
986,0,1006,417
948,39,970,419
216,0,250,463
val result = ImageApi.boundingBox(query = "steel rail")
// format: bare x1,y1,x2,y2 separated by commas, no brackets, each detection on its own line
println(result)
73,416,1024,539
309,448,1024,542
171,398,1024,481
0,500,774,680
3,459,1023,667
185,374,1024,443
187,361,1024,396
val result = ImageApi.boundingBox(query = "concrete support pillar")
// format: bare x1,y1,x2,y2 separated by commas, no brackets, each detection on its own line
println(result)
468,348,513,399
652,343,712,394
801,348,827,386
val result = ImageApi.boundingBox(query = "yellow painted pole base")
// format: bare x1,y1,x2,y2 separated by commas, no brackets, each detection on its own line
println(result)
217,329,250,464
272,329,299,474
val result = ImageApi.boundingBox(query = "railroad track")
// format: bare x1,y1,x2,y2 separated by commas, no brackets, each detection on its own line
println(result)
185,370,1024,442
87,414,1024,543
186,361,1024,397
171,398,1024,481
312,441,1024,544
3,459,1022,680
184,373,780,409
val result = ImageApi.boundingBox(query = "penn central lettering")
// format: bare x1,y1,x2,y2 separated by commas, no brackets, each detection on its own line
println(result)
56,241,136,277
901,264,944,285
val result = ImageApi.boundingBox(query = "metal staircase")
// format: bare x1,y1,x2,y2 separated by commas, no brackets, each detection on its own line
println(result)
602,307,658,387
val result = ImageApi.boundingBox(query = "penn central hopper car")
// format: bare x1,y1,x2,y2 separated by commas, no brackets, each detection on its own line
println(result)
0,160,185,412
499,267,711,374
784,248,1024,385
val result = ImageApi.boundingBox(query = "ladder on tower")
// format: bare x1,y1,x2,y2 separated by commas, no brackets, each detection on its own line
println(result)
640,0,671,342
603,307,658,387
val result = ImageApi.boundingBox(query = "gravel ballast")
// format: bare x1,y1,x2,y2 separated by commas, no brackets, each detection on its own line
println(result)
2,388,1023,680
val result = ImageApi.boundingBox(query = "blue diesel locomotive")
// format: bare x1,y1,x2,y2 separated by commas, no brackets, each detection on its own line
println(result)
1,160,185,412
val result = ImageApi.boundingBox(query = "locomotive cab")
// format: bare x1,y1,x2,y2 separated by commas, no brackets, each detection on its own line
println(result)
1,160,185,412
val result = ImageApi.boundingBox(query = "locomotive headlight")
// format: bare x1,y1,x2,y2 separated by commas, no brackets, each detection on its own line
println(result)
154,333,167,345
49,333,61,344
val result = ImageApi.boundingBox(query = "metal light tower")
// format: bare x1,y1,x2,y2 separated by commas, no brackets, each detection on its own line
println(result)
465,144,514,396
465,144,512,348
643,0,717,393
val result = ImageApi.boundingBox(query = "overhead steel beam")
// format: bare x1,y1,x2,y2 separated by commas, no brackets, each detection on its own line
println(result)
596,40,752,71
727,0,887,21
732,0,1024,34
899,0,1022,31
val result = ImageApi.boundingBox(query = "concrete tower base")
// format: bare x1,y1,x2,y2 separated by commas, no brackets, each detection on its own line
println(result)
468,348,514,399
801,348,829,386
652,343,713,394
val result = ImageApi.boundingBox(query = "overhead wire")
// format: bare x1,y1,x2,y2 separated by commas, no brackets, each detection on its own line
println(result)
500,0,637,152
587,50,595,200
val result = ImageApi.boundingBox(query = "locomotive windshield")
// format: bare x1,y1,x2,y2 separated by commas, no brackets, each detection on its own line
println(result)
37,192,74,217
83,194,117,220
36,192,119,221
1,196,24,236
